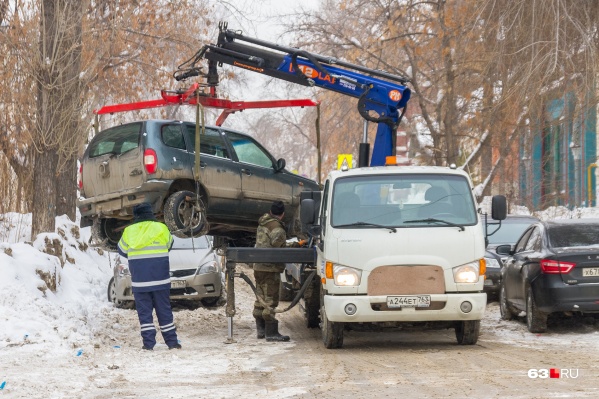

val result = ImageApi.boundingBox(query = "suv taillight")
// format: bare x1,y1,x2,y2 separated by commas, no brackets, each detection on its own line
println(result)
144,149,158,174
540,259,575,274
78,163,83,191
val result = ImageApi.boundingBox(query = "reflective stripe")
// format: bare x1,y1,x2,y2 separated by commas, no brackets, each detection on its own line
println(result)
128,252,169,260
160,323,174,330
161,325,176,333
141,326,156,332
132,278,171,287
140,323,154,328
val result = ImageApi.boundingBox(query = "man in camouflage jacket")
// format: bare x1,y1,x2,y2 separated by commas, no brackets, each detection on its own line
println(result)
253,200,296,342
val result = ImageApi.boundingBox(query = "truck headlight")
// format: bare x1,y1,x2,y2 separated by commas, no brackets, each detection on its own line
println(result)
452,261,481,283
197,261,218,275
333,265,362,286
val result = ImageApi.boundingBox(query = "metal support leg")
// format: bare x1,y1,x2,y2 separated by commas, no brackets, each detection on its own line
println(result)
224,259,236,344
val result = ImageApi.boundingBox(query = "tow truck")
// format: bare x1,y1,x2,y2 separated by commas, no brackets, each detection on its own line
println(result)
176,23,507,348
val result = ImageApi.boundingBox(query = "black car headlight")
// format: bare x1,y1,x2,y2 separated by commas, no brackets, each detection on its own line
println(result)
485,257,501,268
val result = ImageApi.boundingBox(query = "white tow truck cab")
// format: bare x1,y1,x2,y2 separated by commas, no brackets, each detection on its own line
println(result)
300,164,507,348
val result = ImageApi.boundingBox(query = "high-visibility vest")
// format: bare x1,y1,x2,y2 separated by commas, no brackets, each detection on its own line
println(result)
118,221,174,292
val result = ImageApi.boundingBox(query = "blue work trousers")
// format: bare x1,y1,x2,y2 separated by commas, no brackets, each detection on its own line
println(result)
133,289,178,348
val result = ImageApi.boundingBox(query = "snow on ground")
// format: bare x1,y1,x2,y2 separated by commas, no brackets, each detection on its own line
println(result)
1,206,599,397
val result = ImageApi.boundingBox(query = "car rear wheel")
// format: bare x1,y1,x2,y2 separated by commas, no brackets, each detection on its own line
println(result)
526,286,547,333
455,320,480,345
92,218,127,251
499,283,518,320
164,190,208,239
107,277,135,309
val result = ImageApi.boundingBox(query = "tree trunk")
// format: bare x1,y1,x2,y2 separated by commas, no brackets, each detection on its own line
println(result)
56,156,77,221
32,150,58,237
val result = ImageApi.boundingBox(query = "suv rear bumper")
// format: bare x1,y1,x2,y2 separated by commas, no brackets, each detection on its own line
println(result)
78,180,173,219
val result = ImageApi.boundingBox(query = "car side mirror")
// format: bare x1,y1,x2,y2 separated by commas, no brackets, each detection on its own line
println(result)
274,158,286,173
495,244,512,256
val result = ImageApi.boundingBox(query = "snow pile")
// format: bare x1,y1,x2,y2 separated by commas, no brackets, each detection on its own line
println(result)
0,214,113,351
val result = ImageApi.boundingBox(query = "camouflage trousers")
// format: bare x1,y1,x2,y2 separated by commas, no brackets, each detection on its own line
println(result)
252,270,281,322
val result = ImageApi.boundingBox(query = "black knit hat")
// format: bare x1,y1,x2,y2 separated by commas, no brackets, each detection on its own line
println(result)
133,203,156,222
270,200,285,216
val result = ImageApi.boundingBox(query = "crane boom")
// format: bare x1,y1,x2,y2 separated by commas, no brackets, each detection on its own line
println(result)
176,22,412,166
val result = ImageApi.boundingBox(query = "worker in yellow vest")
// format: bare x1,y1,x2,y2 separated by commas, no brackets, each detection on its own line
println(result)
118,203,180,350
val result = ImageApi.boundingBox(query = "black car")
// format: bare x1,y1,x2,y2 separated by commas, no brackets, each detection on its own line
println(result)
483,215,539,295
498,219,599,332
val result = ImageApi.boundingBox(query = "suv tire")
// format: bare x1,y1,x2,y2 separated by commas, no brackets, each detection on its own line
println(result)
164,190,207,239
91,218,127,251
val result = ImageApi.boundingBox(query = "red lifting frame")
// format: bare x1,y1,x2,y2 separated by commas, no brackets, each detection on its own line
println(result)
94,83,319,126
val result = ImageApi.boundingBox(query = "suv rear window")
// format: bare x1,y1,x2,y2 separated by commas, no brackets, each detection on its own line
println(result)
88,123,142,157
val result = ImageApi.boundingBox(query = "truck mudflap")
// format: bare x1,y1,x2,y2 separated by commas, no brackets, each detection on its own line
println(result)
323,292,487,323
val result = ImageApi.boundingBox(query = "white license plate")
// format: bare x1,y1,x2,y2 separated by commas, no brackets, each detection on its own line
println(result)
171,280,186,289
583,267,599,277
387,295,431,308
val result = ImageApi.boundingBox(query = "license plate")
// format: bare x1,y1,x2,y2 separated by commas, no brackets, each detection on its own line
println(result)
583,267,599,277
387,295,431,308
171,280,186,289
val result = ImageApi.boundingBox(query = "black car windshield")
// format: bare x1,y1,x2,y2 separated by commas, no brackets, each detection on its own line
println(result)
548,224,599,248
331,173,477,228
487,220,536,245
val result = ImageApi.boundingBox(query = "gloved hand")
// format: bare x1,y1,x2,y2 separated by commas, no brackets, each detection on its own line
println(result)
298,239,307,247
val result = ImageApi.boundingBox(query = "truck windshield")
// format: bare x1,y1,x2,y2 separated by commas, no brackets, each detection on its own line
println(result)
331,173,477,228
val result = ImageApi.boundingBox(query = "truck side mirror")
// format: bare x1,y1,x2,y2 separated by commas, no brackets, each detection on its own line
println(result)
300,198,316,225
491,195,507,220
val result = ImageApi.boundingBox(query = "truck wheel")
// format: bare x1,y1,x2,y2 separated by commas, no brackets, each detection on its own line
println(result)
107,277,135,309
321,302,343,349
526,286,547,333
304,277,320,328
499,283,518,320
91,218,126,251
455,320,480,345
164,190,207,239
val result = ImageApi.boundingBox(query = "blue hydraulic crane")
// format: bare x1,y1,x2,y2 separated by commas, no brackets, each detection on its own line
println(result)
175,22,412,167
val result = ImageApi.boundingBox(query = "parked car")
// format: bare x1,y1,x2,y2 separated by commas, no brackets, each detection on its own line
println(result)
78,120,320,250
107,235,224,309
497,218,599,332
484,215,539,295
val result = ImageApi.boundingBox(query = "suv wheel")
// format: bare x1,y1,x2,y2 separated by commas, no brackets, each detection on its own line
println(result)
164,190,208,238
91,218,127,251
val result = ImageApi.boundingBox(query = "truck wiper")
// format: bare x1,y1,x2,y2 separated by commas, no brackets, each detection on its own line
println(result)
404,218,465,231
335,221,397,233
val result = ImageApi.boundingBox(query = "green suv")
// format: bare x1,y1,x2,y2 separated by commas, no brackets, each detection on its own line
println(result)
78,120,319,250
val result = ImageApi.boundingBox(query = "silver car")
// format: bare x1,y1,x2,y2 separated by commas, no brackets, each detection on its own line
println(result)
107,235,224,309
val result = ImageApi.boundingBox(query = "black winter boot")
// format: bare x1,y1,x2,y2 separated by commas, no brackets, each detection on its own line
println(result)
265,320,290,342
255,317,266,339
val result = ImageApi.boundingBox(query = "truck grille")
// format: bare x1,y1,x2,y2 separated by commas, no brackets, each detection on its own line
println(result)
367,265,445,296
